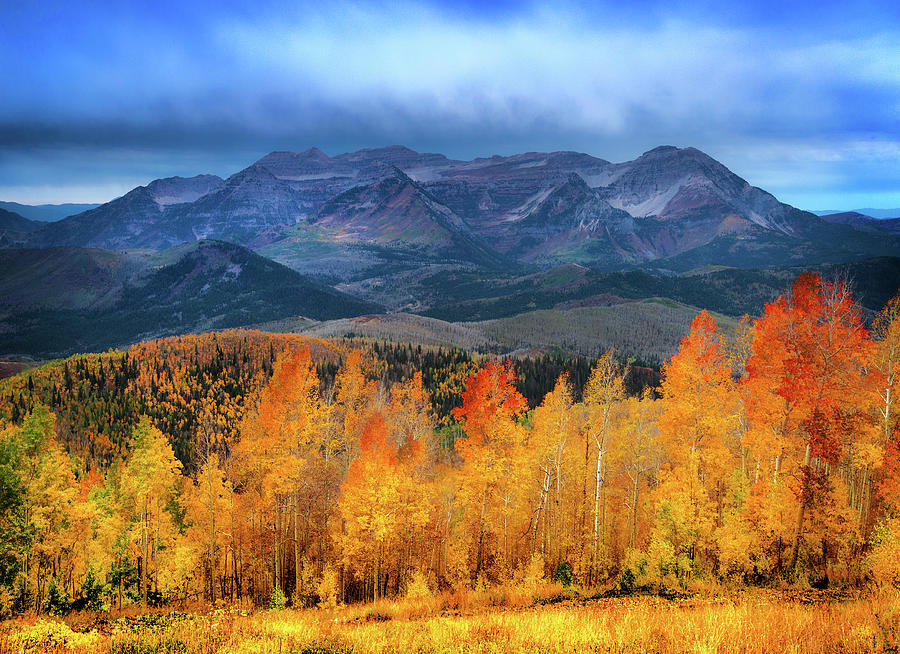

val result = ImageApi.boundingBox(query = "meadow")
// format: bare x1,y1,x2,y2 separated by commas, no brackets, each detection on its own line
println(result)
3,585,899,654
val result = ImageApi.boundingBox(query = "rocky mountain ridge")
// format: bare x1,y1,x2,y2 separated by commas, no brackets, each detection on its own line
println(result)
1,144,898,319
7,144,880,274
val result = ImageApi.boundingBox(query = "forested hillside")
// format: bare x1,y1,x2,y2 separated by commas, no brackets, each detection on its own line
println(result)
0,272,898,615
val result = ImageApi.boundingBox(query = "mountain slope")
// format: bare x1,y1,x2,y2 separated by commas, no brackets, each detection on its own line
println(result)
0,246,138,311
819,211,900,234
27,175,225,249
29,185,168,248
416,256,900,322
0,240,380,356
314,170,505,268
0,208,42,232
7,144,899,294
0,201,101,222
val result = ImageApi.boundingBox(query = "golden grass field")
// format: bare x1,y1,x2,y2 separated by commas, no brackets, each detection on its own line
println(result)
3,586,899,653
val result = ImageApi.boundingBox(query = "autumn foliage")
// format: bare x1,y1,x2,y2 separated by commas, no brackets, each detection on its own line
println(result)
1,272,899,615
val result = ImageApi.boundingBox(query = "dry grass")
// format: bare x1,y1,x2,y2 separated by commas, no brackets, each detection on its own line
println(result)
2,587,898,653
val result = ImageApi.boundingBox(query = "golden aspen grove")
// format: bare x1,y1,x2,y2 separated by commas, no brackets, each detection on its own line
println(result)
2,272,900,653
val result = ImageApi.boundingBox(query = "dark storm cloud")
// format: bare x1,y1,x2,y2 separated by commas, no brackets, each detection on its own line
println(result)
1,0,899,207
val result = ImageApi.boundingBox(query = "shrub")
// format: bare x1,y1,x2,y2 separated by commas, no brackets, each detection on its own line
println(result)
80,568,107,612
268,586,287,610
620,540,689,593
44,578,71,616
520,554,545,596
12,618,101,652
554,561,573,587
405,570,432,599
867,517,900,588
318,566,340,609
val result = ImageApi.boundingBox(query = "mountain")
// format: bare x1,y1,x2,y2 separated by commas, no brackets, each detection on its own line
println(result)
5,144,900,330
26,175,225,249
818,211,900,234
816,208,900,220
16,145,896,275
313,169,503,268
0,240,380,357
0,208,42,232
0,201,101,222
597,146,804,231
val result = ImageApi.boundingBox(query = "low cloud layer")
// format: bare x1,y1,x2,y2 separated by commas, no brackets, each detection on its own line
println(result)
2,0,899,208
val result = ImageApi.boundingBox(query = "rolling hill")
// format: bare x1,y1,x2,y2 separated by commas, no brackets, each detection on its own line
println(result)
0,241,379,356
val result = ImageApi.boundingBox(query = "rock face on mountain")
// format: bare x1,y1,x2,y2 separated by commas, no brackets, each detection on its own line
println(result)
494,173,641,266
13,145,898,274
145,174,225,206
171,166,305,244
596,146,812,235
313,170,502,267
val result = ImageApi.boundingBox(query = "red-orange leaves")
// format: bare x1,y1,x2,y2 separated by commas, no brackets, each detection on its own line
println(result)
777,272,869,412
453,362,526,457
358,411,397,469
744,273,872,474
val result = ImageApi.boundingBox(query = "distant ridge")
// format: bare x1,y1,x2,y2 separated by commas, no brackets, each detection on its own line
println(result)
0,200,102,222
7,144,896,277
814,208,900,220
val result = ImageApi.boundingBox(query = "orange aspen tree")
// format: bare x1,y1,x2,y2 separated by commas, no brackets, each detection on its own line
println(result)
452,362,527,582
744,273,871,574
337,411,399,602
383,372,438,590
235,347,326,598
656,311,740,571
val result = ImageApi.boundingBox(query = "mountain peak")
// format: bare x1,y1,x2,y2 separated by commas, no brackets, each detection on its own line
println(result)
563,172,591,190
301,146,329,160
260,147,331,162
635,145,721,168
145,174,224,206
227,163,281,184
641,145,681,157
334,145,452,170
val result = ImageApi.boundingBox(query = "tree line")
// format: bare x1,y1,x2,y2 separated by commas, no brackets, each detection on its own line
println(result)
0,272,898,614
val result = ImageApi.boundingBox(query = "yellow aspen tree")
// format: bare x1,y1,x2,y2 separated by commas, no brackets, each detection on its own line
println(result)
582,350,626,580
527,374,574,570
120,417,183,608
657,311,740,571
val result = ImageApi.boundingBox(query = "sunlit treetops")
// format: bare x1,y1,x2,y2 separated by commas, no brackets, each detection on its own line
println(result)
0,273,898,615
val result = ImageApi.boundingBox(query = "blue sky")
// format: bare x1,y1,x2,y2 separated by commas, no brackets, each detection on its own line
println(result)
1,0,899,211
